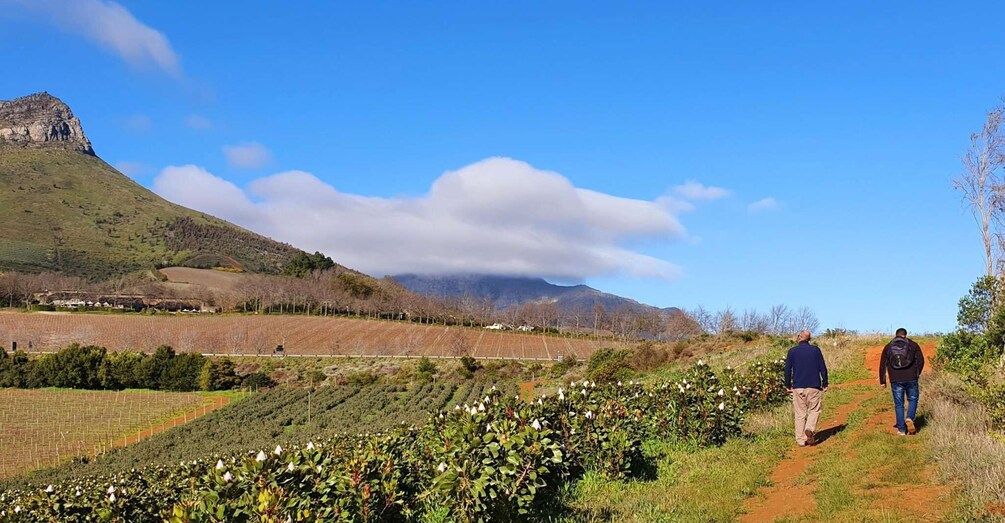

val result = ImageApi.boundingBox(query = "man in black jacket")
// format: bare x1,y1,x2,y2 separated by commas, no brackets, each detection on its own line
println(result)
879,328,925,435
784,330,829,446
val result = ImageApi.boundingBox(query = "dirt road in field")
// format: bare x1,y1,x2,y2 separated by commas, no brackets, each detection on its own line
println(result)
115,395,231,448
739,342,948,522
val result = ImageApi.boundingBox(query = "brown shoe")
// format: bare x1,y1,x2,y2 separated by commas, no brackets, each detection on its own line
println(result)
905,418,916,435
805,428,816,446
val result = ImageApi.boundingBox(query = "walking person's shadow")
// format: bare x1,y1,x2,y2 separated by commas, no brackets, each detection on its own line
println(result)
813,423,847,445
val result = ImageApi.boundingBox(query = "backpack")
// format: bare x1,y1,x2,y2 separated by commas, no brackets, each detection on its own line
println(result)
888,338,914,370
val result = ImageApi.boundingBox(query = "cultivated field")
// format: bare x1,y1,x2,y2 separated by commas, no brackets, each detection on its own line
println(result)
0,312,623,359
0,389,220,479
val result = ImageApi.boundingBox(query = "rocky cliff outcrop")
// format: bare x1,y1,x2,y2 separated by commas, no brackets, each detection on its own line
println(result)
0,92,94,155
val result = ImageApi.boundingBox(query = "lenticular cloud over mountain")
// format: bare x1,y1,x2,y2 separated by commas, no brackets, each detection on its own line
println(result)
153,157,686,280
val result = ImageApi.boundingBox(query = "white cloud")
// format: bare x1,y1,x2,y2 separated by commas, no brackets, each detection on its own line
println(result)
153,165,259,225
222,142,271,170
673,180,731,201
748,197,779,212
152,157,688,280
8,0,181,76
114,161,150,177
184,114,213,130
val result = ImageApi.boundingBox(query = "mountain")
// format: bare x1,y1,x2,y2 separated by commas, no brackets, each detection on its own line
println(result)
392,273,681,315
0,92,302,279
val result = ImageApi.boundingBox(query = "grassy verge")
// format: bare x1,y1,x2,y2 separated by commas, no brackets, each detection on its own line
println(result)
927,370,1005,521
560,404,793,522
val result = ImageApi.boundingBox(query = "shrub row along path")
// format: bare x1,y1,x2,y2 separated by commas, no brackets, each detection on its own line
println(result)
740,343,951,522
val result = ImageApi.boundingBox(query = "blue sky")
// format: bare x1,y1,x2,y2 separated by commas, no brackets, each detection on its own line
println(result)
1,1,1000,332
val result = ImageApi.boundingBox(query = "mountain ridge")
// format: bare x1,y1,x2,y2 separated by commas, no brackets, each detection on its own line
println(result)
0,92,94,155
392,273,679,314
0,92,301,279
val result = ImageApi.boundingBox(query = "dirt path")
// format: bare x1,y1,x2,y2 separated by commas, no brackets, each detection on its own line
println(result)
740,343,945,522
113,394,231,448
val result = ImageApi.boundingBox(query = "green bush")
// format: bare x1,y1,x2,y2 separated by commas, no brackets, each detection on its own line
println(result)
586,347,634,383
0,360,788,522
241,371,275,390
199,358,240,391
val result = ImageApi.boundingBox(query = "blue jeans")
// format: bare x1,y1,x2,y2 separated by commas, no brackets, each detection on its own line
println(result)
891,380,919,433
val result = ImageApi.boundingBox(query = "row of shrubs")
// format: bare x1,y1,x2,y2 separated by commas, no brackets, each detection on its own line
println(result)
0,344,273,392
0,359,787,522
936,276,1005,430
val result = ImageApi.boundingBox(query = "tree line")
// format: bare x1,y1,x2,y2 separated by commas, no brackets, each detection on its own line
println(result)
0,344,266,392
0,269,820,342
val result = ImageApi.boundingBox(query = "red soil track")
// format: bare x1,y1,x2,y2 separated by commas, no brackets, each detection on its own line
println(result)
116,395,231,447
740,343,945,522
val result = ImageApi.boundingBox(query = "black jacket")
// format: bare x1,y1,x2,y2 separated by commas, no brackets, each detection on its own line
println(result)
879,336,924,385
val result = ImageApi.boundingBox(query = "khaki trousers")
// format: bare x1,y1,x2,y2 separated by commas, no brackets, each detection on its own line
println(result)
792,387,822,445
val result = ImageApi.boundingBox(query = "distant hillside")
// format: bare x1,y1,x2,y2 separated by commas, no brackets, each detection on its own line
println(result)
392,273,680,314
0,93,302,279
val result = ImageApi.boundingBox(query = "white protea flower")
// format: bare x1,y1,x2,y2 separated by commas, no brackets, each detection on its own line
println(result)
75,489,82,497
14,506,21,514
223,471,233,482
486,423,493,432
558,390,565,401
317,465,323,473
274,445,283,455
585,410,594,419
590,381,596,388
678,385,685,393
718,402,725,410
478,403,486,412
45,485,53,493
484,396,490,403
531,419,542,430
617,381,623,387
437,462,448,472
570,381,576,388
216,459,225,470
537,398,543,405
718,389,724,396
109,493,116,502
732,386,739,392
697,359,704,365
287,462,295,472
107,486,116,495
454,405,460,411
580,388,587,396
256,450,267,462
307,441,315,450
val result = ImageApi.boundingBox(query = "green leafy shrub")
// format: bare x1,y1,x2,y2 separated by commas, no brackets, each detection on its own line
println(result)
0,360,787,523
586,348,634,383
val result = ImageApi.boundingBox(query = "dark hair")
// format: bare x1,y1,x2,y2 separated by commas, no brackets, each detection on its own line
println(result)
895,327,907,337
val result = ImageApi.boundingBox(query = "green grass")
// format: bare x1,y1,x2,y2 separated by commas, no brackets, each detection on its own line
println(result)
0,148,295,279
562,427,792,522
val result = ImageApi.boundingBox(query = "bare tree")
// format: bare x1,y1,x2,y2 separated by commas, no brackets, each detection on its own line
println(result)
768,304,790,335
794,306,820,334
955,101,1005,278
687,305,715,334
714,306,738,334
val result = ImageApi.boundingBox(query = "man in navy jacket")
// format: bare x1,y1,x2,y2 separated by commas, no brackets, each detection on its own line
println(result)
784,330,829,446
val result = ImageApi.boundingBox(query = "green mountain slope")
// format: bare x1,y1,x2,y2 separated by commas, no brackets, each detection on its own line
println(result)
0,93,301,279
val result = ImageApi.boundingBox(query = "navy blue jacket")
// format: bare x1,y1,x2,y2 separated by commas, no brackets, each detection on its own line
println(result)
784,341,829,389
